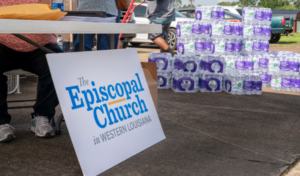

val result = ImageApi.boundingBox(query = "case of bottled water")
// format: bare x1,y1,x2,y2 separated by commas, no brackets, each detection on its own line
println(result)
192,21,211,38
148,53,174,72
243,7,272,25
271,75,282,91
243,23,271,40
177,21,193,38
272,75,300,92
224,74,262,95
172,71,199,93
195,6,212,21
199,55,224,74
199,74,223,93
174,55,199,73
234,55,254,74
177,38,195,55
279,56,300,76
157,71,173,89
242,39,269,55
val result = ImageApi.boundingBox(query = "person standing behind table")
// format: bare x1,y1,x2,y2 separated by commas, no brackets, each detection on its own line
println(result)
147,0,176,56
0,0,62,143
73,0,120,51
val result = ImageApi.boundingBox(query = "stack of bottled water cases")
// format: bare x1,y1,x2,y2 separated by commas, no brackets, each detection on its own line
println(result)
148,53,175,89
267,51,300,92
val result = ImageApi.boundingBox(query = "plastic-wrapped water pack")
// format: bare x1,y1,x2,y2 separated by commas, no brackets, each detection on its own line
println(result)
148,53,174,71
199,74,223,93
199,55,224,74
174,55,199,73
172,72,199,93
157,71,172,89
271,75,300,92
224,74,262,95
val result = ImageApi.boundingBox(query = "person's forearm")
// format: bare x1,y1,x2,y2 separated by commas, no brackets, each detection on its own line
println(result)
40,0,51,4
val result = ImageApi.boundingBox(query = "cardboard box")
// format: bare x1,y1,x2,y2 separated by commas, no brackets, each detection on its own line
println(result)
141,62,157,110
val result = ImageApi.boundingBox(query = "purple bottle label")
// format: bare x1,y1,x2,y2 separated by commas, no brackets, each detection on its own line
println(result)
219,11,225,19
245,61,254,70
200,78,206,89
258,58,269,68
239,26,243,36
233,25,241,36
261,42,269,52
252,41,261,51
259,74,271,83
195,10,202,20
264,12,272,21
211,11,219,19
254,26,263,36
282,78,293,88
204,42,211,51
205,78,221,91
280,61,290,71
200,60,208,71
195,42,204,52
235,61,245,70
182,61,197,72
157,75,167,87
243,81,254,91
225,42,234,52
263,27,271,37
252,42,261,51
174,58,183,70
256,81,262,91
255,11,264,21
293,79,300,88
149,57,169,70
288,61,300,72
224,24,232,35
234,42,241,52
192,24,201,34
204,24,211,35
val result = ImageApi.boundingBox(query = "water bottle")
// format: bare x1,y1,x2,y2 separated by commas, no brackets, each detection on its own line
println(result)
192,21,201,38
218,7,225,20
244,7,256,24
243,23,254,39
235,56,245,75
211,7,220,21
271,75,282,91
200,74,223,93
252,39,262,54
294,75,300,92
52,0,64,11
234,39,242,55
195,7,202,21
263,25,271,40
245,55,254,74
207,55,224,74
224,55,236,74
211,38,226,55
263,8,272,25
259,72,272,87
258,54,269,72
225,39,235,55
202,6,212,21
157,71,172,89
223,22,233,39
57,35,63,50
242,39,253,55
255,75,263,95
211,21,224,39
201,22,212,38
232,23,242,39
195,38,206,55
253,24,263,39
268,56,281,75
232,74,244,95
261,40,269,53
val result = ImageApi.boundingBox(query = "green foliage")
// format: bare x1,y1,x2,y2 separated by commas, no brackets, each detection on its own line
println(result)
175,0,182,9
217,1,238,6
237,0,258,7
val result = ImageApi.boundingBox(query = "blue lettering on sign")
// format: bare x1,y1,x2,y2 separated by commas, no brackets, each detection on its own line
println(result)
65,73,149,129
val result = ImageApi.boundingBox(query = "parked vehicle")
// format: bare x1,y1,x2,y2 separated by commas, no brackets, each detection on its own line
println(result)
129,3,194,50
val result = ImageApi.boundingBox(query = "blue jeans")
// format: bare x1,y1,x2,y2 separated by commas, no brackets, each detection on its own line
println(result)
73,14,120,51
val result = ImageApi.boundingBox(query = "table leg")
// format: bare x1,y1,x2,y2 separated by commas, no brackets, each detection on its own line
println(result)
109,34,114,49
79,34,84,51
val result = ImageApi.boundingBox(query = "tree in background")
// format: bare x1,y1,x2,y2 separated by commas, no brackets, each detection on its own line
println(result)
237,0,258,7
217,1,238,6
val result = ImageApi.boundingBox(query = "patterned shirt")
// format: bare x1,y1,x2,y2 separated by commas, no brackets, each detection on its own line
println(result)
0,0,57,52
77,0,118,16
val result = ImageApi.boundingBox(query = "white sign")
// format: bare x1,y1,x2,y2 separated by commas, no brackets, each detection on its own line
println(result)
46,49,165,176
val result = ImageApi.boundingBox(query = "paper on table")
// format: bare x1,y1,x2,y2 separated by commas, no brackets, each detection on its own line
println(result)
59,16,116,23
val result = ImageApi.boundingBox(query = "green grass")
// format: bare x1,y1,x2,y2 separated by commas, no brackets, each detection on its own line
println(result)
279,33,300,44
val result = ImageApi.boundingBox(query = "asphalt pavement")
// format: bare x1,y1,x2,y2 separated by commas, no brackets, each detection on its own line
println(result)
1,45,300,176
